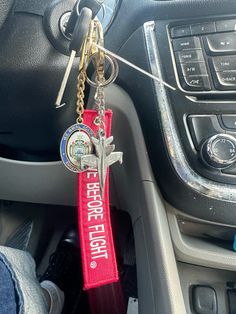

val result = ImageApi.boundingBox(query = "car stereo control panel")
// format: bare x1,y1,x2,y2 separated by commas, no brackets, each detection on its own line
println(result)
169,19,236,93
145,16,236,191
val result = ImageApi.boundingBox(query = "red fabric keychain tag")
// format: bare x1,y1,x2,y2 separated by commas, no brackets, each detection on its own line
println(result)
78,109,119,290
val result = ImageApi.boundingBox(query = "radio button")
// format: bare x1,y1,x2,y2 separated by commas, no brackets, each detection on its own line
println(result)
214,72,236,89
216,20,236,32
180,75,211,91
180,62,208,76
173,37,201,51
171,25,191,38
211,56,236,72
175,49,204,63
191,22,216,35
205,33,236,54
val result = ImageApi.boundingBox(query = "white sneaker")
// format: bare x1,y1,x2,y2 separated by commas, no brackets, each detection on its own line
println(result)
40,280,65,314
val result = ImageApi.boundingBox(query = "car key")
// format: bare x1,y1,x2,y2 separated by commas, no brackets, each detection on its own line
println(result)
55,7,92,108
64,0,80,38
65,0,103,38
78,0,104,19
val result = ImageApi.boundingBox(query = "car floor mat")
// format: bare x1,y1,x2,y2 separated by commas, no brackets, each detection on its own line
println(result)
0,200,76,266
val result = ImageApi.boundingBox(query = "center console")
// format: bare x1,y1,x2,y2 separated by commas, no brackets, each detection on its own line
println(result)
95,0,236,311
144,18,236,314
113,8,236,313
106,12,236,229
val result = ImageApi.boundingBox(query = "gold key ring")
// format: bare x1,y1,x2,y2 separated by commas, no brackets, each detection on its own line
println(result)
94,20,105,82
79,20,96,72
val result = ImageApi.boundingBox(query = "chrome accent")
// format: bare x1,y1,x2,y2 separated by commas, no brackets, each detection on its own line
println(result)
59,12,72,40
185,95,236,103
143,21,236,203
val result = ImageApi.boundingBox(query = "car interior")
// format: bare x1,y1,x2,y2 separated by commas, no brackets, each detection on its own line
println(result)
2,0,236,313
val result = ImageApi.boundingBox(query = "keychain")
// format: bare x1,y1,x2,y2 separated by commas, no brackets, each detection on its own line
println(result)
79,20,123,196
60,20,122,196
60,20,96,173
60,19,122,290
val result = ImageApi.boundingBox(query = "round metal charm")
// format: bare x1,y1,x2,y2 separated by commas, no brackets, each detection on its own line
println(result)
60,123,94,173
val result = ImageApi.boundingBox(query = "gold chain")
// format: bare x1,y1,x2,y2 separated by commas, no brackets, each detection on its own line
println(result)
75,20,106,124
76,21,98,124
76,70,86,124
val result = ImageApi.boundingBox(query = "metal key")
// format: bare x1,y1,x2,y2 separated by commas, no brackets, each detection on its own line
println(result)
55,7,92,108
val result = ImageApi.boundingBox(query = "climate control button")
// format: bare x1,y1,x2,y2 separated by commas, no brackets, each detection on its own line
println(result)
201,134,236,168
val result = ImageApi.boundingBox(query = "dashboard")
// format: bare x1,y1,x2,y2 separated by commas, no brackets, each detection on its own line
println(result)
108,6,236,226
1,0,236,221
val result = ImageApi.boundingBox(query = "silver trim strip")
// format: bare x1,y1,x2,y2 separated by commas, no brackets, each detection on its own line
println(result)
185,95,236,103
143,21,236,203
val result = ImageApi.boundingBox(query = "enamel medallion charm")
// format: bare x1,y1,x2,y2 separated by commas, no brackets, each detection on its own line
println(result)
60,123,95,173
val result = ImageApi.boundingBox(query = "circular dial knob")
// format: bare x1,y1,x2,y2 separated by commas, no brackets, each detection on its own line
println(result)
201,134,236,169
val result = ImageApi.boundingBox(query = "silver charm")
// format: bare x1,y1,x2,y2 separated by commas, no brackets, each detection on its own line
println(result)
78,71,123,196
80,135,123,196
60,123,95,173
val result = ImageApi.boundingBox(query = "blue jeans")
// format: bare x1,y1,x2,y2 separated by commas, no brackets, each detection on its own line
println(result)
0,246,48,314
0,260,17,314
